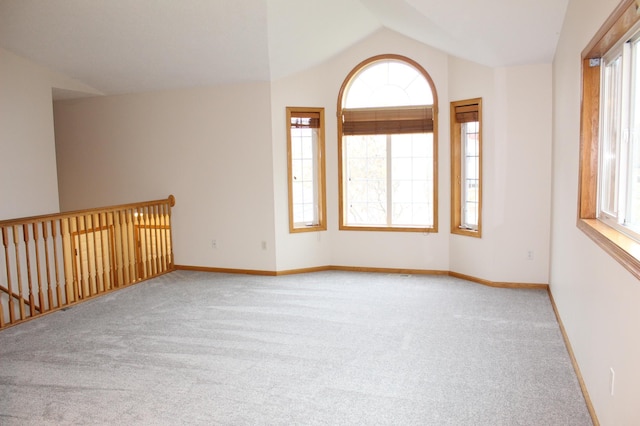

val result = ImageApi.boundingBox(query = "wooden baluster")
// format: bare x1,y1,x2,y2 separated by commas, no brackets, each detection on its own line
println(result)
134,208,141,279
100,212,110,291
127,209,137,283
42,221,53,311
153,205,162,274
2,227,15,324
167,198,174,268
149,205,158,275
82,215,93,297
117,210,126,286
86,214,95,294
52,219,64,306
165,202,172,270
22,224,36,317
138,207,146,279
110,211,120,288
89,214,101,294
60,218,72,305
97,213,106,292
158,203,167,272
139,207,147,279
74,216,83,300
13,226,26,320
32,223,45,313
145,205,154,277
135,208,143,279
147,206,155,276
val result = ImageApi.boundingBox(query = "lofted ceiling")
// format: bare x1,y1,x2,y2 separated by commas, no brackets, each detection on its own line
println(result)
0,0,569,99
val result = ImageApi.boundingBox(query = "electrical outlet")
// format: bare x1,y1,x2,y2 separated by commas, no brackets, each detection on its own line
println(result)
211,239,217,249
261,241,267,250
526,250,534,260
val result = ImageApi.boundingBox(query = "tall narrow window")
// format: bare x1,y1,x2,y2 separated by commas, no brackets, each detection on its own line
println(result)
337,55,438,232
287,107,326,232
451,98,482,237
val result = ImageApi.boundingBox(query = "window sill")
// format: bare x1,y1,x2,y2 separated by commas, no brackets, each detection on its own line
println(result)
290,225,327,234
577,218,640,280
339,224,437,233
451,227,481,238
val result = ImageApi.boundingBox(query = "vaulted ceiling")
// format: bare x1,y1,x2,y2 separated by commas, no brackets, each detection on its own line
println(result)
0,0,569,98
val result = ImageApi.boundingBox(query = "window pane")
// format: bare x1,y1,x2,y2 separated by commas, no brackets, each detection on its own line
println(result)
390,133,432,226
344,60,433,108
461,121,480,229
348,202,386,225
626,39,640,231
600,55,622,218
345,135,391,225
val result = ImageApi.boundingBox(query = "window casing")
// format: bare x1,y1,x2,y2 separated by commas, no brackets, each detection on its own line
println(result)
451,99,482,237
287,107,326,233
578,0,640,279
337,55,438,232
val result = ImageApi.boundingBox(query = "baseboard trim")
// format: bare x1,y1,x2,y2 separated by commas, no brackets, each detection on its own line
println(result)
329,265,450,276
448,271,549,290
175,265,278,276
175,264,548,289
547,289,600,426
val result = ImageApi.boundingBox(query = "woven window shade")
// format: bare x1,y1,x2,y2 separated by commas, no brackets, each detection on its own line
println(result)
454,104,479,123
290,111,320,129
342,106,433,135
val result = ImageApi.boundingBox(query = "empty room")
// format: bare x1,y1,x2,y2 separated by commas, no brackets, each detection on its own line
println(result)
0,0,639,424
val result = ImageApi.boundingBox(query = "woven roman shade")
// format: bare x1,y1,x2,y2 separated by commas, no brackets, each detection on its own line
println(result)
454,103,479,123
341,105,433,135
290,111,320,129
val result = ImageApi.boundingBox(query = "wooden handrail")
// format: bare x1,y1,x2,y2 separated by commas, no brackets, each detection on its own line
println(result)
0,285,41,313
0,195,176,329
0,195,175,227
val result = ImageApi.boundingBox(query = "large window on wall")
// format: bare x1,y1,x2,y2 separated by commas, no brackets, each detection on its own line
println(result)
451,98,482,237
578,0,640,279
337,55,438,232
287,107,326,233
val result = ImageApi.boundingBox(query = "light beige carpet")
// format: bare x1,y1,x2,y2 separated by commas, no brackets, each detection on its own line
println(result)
0,270,592,425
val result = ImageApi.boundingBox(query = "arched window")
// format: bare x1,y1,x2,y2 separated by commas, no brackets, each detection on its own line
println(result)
337,54,438,231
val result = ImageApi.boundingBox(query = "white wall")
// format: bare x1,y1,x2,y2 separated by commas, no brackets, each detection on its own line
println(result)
54,83,277,271
551,0,640,424
0,47,103,221
0,48,60,219
269,29,552,282
270,29,452,272
53,28,552,284
448,58,552,284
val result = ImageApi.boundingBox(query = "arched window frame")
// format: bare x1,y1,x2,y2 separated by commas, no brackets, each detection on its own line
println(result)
336,54,439,232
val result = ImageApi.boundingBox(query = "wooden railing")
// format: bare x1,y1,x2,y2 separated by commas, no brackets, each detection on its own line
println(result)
0,195,175,329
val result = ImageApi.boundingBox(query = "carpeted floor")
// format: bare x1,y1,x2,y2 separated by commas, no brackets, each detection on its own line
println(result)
0,270,592,425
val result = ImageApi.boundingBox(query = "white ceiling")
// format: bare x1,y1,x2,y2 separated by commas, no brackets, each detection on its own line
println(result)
0,0,569,98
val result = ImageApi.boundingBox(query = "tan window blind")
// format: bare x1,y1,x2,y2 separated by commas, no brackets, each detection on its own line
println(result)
342,105,433,135
454,103,479,123
290,111,321,129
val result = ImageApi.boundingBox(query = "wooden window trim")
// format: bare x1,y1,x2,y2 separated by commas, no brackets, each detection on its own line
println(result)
336,54,439,233
578,0,640,280
451,98,482,238
286,107,327,233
